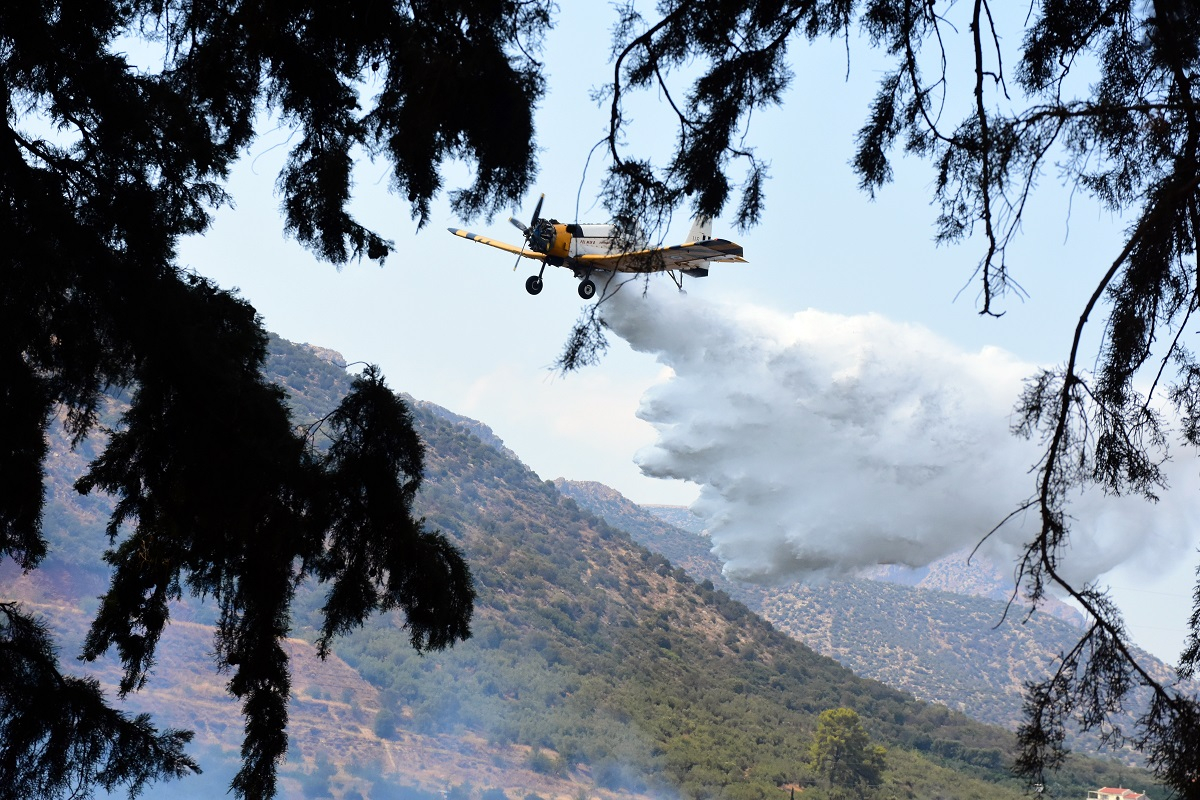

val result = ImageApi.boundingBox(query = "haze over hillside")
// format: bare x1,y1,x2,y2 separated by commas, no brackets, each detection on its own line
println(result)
637,502,1083,624
0,337,1160,800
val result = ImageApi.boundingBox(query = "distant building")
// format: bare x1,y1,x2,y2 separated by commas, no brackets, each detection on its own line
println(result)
1089,788,1148,800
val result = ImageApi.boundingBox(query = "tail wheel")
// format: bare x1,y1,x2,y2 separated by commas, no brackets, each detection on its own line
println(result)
525,275,543,295
578,279,596,300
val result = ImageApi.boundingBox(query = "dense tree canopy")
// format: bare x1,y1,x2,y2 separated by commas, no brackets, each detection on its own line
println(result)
0,0,537,796
6,0,1200,798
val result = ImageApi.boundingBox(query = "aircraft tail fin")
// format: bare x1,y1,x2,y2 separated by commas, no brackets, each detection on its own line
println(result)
686,216,713,243
681,216,715,277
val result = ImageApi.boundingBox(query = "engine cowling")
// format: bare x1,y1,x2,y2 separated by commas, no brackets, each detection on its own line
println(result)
533,219,574,262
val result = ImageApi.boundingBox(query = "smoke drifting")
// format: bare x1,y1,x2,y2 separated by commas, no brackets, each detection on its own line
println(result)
600,284,1196,586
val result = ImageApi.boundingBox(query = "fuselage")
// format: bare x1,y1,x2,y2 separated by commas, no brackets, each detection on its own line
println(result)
538,222,631,263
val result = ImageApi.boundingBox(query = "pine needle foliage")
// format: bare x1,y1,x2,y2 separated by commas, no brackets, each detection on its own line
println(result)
808,708,887,799
0,602,199,800
0,1,536,795
584,3,1200,795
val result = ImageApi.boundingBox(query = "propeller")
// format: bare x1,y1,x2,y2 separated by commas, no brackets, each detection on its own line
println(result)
508,193,547,271
509,193,547,249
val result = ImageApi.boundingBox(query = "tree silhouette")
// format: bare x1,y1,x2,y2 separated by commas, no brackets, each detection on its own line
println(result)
0,602,197,800
575,4,1200,796
0,0,533,795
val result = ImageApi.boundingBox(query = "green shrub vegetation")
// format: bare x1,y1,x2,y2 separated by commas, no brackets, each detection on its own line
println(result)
19,337,1157,800
282,330,1152,800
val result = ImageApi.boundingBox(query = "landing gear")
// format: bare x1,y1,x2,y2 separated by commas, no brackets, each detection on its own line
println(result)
525,275,543,295
578,279,596,300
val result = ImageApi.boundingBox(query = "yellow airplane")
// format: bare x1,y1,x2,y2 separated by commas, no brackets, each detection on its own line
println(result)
448,194,747,300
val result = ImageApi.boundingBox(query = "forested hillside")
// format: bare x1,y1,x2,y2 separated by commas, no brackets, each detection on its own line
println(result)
555,480,1182,762
0,337,1156,800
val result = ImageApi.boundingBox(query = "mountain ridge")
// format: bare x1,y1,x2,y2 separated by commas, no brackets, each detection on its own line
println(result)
553,478,1182,762
0,335,1157,800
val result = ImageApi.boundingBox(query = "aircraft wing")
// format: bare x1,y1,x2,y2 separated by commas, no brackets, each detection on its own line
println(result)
447,228,547,261
575,238,746,273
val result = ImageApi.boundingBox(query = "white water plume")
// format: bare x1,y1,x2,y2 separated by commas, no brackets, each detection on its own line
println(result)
599,283,1198,586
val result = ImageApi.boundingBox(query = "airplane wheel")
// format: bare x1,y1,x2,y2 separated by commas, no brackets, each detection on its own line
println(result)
525,275,543,295
578,279,596,300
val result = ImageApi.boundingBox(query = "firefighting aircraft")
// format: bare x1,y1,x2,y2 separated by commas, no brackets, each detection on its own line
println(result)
447,194,747,300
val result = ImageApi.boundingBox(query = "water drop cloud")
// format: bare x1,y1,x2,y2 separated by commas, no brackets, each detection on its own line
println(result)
601,285,1195,586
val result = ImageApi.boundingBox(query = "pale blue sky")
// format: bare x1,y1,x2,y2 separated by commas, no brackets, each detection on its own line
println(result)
179,4,1194,663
